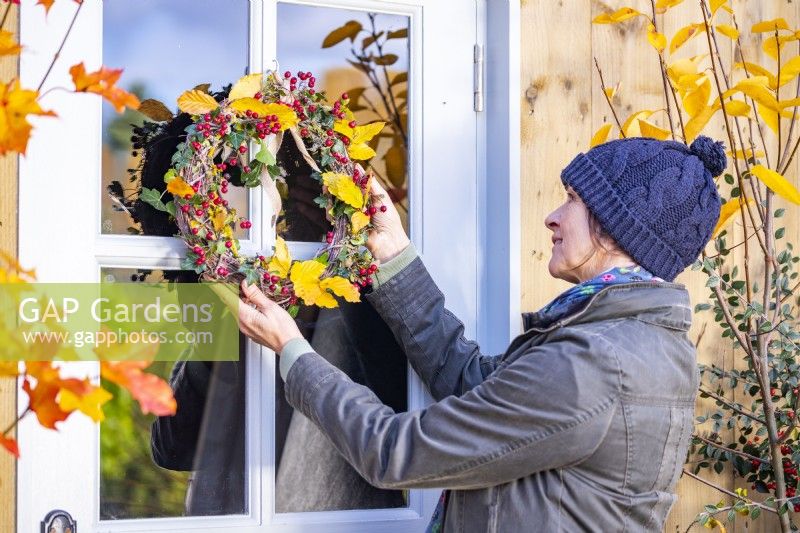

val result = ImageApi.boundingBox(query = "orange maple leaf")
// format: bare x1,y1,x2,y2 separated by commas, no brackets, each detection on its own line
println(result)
22,377,73,430
0,435,19,458
101,361,177,416
69,62,140,113
0,79,57,156
35,0,54,14
0,30,21,56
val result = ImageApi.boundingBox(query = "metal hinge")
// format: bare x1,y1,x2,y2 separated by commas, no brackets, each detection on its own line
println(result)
474,44,484,112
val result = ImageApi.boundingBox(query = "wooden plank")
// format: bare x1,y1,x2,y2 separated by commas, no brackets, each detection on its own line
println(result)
0,2,18,531
520,0,592,311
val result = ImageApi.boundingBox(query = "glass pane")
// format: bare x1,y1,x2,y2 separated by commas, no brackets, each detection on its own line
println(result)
101,0,250,237
99,267,247,519
273,4,410,512
275,4,410,243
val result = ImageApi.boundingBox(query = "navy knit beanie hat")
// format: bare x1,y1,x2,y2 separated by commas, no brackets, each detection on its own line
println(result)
560,135,725,281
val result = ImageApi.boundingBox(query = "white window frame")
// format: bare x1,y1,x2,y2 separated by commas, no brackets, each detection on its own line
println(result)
16,0,520,531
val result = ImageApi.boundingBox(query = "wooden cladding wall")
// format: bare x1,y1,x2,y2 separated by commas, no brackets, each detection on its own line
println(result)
0,3,17,531
520,0,797,531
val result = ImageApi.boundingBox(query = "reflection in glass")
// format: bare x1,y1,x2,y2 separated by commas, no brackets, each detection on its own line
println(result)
101,0,250,236
276,4,410,240
99,268,246,519
273,4,411,513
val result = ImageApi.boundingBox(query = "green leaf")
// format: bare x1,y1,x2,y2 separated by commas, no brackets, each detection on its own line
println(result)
255,141,276,165
776,227,786,239
140,187,168,212
775,208,786,217
706,276,721,288
165,201,176,217
751,507,761,519
164,168,177,183
288,304,300,318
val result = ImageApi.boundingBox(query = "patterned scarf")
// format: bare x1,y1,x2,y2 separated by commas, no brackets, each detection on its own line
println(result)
424,264,665,533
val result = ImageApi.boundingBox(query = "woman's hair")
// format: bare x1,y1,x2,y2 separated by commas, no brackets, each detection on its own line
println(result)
586,210,624,256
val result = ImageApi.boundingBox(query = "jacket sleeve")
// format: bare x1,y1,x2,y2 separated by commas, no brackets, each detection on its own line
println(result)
150,361,212,471
364,248,501,400
283,327,621,490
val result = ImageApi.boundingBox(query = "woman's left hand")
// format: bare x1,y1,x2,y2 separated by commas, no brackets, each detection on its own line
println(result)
236,280,304,353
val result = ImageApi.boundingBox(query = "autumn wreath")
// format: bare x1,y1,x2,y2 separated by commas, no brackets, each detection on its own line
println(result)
139,71,386,316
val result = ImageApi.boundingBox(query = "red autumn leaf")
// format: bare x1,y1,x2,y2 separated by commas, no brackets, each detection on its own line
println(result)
0,435,19,458
69,62,140,113
101,361,177,416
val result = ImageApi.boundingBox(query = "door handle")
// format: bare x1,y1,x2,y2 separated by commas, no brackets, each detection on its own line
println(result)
41,509,77,533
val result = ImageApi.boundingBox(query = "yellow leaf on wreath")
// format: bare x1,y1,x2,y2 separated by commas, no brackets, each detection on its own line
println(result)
334,120,385,160
229,73,263,101
638,119,671,140
713,198,753,238
320,276,360,303
290,260,327,306
229,99,299,130
166,177,194,197
590,123,613,148
322,172,365,208
715,24,739,41
268,237,292,278
670,23,705,55
177,89,218,115
647,24,666,53
751,18,790,33
350,211,370,234
592,7,642,24
212,210,227,232
750,165,800,205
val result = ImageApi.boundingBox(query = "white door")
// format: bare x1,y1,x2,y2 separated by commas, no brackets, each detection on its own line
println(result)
17,0,487,532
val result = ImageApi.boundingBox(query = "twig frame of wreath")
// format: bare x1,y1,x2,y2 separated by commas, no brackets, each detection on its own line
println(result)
146,70,386,316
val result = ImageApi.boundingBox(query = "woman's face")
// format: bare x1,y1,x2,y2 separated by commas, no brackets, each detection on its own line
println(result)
544,186,603,284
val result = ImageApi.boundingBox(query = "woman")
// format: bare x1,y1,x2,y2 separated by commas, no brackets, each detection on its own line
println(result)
236,135,725,531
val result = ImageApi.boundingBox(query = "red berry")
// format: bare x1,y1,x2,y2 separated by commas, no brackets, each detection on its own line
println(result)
270,275,279,283
308,104,317,112
326,129,334,136
269,284,277,292
195,258,205,265
225,240,233,248
359,268,367,276
300,128,309,137
263,273,270,281
281,286,289,295
284,71,291,78
380,205,387,212
191,228,199,235
184,194,193,200
203,113,211,122
254,92,262,100
348,120,357,128
180,204,190,213
368,206,377,215
324,139,333,147
206,232,214,240
193,246,203,254
195,209,204,216
341,92,349,100
243,166,251,173
239,145,247,153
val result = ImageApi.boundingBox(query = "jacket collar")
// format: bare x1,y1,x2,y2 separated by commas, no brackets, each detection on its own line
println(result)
521,281,692,333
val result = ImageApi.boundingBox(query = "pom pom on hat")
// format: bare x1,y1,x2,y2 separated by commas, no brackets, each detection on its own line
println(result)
689,135,727,177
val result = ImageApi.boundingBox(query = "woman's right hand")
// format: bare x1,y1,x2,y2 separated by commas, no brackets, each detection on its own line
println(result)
367,178,410,263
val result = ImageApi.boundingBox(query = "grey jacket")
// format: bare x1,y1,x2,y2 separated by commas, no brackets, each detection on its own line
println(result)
283,254,698,532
